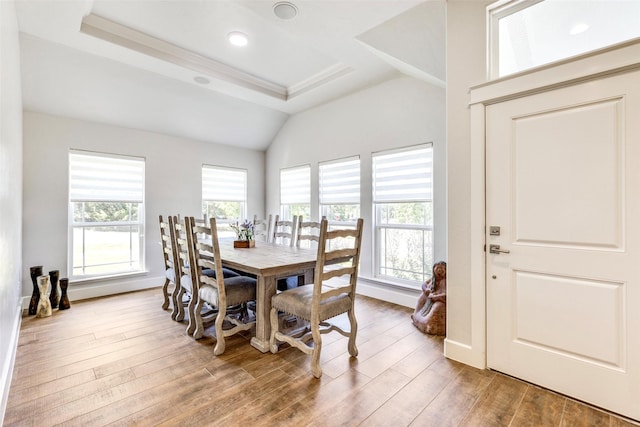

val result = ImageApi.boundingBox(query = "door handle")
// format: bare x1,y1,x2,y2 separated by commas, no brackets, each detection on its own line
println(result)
489,244,510,254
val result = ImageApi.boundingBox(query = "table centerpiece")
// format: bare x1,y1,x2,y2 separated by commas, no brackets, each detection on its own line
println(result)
231,220,255,248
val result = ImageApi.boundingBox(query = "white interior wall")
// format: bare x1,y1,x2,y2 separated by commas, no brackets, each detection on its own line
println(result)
444,0,493,369
0,0,24,418
21,112,265,304
265,76,446,307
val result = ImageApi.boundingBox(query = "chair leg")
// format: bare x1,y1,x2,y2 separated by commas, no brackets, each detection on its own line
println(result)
310,323,323,378
213,306,227,356
192,297,205,339
171,284,182,320
161,278,171,310
347,308,358,357
269,307,280,353
186,292,198,336
174,286,186,322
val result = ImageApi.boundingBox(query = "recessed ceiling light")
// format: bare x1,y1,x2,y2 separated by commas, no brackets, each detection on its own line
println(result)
194,76,210,85
273,2,297,20
570,23,589,35
227,31,248,47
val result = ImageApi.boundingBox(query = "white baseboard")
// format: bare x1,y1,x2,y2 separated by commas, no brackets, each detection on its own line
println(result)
356,278,420,308
1,301,22,424
21,275,162,310
444,338,486,369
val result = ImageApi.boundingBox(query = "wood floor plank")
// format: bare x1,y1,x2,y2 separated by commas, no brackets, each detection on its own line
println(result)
390,338,444,378
6,369,96,408
409,365,493,427
154,368,294,426
360,364,453,426
354,328,428,378
510,385,566,427
458,373,528,427
106,362,254,426
560,400,611,427
307,369,413,426
3,370,137,426
35,356,209,425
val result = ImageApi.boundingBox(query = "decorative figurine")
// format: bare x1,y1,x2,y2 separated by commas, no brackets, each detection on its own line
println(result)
36,275,53,318
411,261,447,336
28,265,43,315
58,278,71,310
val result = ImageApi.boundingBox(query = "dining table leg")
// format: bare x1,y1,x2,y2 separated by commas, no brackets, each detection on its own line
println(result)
251,274,277,352
303,267,314,285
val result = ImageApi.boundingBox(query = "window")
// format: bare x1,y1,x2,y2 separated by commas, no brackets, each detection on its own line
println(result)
319,156,360,227
280,165,310,220
69,151,145,278
489,0,640,78
373,144,433,285
202,165,247,238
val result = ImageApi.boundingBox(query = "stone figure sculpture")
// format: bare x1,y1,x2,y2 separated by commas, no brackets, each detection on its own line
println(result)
411,261,446,336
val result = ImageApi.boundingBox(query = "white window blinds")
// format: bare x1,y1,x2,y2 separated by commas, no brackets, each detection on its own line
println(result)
319,156,360,204
372,145,433,202
280,165,310,204
69,151,145,202
202,165,247,202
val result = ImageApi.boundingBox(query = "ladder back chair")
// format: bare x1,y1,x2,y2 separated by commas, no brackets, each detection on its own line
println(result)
186,216,257,355
159,215,179,310
272,215,298,247
253,214,273,242
170,216,196,330
269,218,364,378
296,216,325,249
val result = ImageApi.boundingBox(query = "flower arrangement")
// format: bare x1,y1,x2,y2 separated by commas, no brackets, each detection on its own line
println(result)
230,220,254,241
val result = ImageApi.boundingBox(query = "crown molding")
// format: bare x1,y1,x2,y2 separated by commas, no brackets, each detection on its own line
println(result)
288,63,353,99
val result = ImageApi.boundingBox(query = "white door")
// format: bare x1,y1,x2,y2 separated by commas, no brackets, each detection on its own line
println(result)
486,69,640,421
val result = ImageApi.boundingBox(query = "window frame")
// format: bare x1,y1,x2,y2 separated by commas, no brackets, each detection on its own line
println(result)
372,144,433,286
280,164,311,220
68,150,145,280
202,164,247,238
319,156,360,228
488,0,640,79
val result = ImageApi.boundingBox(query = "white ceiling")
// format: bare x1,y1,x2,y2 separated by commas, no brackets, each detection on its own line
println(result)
16,0,445,151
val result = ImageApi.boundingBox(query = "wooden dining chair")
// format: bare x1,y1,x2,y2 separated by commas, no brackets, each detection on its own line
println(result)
159,215,179,310
295,216,325,249
269,218,364,378
253,214,272,242
272,214,298,247
170,215,194,324
186,216,257,355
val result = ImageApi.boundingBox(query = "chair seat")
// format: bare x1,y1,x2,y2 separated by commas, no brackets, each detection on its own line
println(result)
165,267,175,283
202,267,240,279
181,274,192,293
199,276,257,308
271,285,352,322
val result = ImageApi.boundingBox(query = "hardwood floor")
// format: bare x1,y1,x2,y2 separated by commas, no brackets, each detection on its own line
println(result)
5,287,638,426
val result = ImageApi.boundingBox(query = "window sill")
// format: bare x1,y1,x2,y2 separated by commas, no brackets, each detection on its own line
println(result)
69,270,148,285
358,275,422,292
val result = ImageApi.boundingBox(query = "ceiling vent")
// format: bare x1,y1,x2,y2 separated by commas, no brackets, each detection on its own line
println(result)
273,2,298,20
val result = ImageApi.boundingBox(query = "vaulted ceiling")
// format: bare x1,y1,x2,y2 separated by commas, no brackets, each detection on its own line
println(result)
16,0,445,150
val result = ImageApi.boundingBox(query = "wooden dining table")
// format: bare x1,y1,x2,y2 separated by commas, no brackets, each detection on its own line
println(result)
218,240,317,352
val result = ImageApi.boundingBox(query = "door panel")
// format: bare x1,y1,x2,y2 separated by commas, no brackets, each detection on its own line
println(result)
486,69,640,421
513,98,623,248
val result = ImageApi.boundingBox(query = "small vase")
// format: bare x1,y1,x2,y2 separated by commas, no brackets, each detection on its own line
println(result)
49,270,60,309
28,266,43,316
58,278,71,310
233,240,255,248
36,275,52,318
